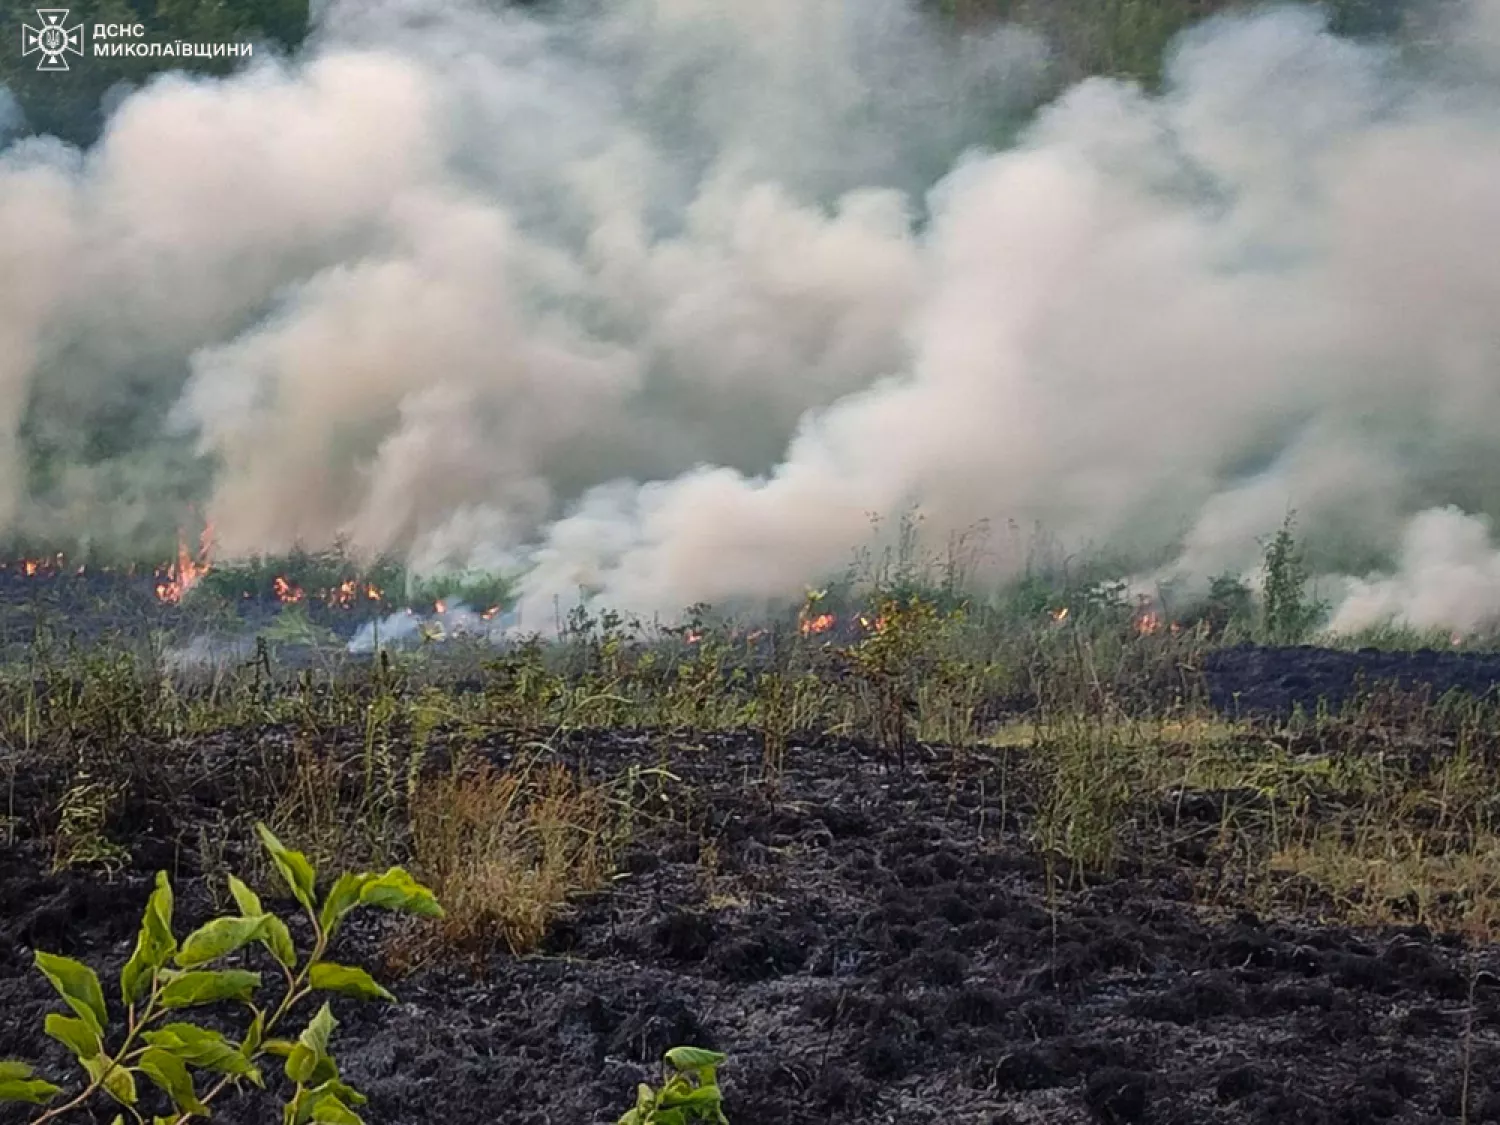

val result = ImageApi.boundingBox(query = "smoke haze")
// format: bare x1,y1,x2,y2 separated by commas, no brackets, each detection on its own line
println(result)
2,0,1500,632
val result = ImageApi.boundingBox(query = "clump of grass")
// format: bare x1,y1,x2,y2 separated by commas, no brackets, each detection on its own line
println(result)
262,737,364,878
403,758,623,962
1269,830,1500,941
50,769,129,874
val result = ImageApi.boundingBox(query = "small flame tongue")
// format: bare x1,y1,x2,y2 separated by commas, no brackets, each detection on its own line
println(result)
799,611,836,636
155,524,214,604
273,576,304,603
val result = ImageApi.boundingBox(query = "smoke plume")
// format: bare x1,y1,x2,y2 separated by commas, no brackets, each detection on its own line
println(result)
2,0,1500,631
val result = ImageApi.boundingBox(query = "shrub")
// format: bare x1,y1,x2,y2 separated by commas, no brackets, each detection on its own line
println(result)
1259,513,1327,644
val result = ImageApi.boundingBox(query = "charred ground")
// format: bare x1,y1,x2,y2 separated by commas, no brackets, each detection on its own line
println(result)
4,583,1500,1123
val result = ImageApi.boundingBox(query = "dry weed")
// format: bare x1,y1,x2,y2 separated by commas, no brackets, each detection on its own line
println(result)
401,758,619,964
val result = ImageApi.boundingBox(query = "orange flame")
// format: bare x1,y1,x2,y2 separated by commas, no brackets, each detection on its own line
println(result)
155,524,214,604
799,612,836,636
9,553,72,578
273,576,304,604
321,579,382,607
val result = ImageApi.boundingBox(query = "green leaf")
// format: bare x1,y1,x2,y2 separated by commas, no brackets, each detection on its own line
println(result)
261,1039,298,1058
285,1003,337,1085
256,823,317,912
242,1009,266,1057
309,1094,364,1125
659,1085,723,1110
317,874,371,939
82,1055,137,1107
158,969,261,1009
224,878,297,966
44,1013,101,1061
175,916,268,968
34,951,107,1034
315,1079,367,1108
306,1055,340,1087
356,868,443,918
137,1048,208,1116
308,962,395,1003
261,914,298,969
143,1023,261,1085
227,875,264,916
121,871,177,1007
294,1079,368,1124
0,1060,63,1105
664,1047,726,1072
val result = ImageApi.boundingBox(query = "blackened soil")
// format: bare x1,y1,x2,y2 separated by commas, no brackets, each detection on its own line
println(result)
5,723,1500,1125
1203,643,1500,719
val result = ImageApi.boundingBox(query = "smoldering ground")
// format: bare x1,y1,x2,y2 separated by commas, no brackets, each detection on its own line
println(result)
2,0,1500,633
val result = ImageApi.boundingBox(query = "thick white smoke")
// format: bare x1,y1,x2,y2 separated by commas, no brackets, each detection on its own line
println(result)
1328,507,1500,636
2,0,1499,631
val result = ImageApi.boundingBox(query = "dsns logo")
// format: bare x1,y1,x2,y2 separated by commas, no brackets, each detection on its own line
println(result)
22,9,83,71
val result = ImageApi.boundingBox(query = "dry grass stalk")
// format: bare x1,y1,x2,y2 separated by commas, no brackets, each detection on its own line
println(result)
403,759,617,963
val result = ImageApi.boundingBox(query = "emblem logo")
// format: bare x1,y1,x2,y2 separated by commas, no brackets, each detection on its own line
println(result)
22,9,83,72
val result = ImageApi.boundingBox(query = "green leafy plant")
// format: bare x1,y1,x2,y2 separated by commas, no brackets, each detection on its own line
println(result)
1260,513,1327,645
617,1047,729,1125
842,593,962,767
1201,572,1254,637
0,822,442,1124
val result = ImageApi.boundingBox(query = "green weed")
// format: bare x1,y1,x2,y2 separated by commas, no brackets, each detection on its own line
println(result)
617,1047,730,1125
0,823,441,1125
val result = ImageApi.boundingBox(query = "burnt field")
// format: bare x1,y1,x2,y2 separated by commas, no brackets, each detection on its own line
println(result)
5,589,1500,1123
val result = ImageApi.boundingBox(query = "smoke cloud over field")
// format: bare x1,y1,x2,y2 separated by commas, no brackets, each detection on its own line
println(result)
2,0,1500,632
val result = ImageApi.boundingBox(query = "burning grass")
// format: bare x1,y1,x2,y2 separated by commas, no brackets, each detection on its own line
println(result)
7,514,1500,962
8,535,1500,1122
